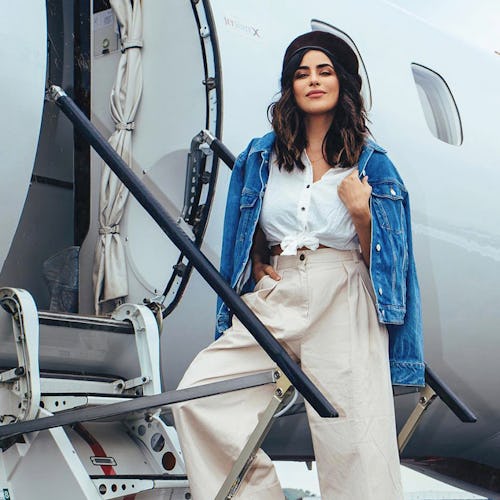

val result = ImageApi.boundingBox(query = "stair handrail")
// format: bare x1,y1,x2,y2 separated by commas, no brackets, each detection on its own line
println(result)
47,85,338,419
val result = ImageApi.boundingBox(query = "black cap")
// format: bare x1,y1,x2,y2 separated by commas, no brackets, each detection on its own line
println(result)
281,31,361,91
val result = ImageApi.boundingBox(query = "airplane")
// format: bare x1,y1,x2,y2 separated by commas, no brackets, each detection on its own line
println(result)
0,0,499,498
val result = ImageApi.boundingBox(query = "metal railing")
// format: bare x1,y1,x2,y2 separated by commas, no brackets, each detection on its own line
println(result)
46,84,338,419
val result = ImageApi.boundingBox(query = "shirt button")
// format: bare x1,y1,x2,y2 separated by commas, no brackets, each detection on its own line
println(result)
375,243,381,252
301,207,305,211
299,254,305,261
378,287,383,295
390,188,396,196
306,184,310,188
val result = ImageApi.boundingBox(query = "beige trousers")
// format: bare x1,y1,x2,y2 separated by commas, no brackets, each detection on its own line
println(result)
172,248,403,499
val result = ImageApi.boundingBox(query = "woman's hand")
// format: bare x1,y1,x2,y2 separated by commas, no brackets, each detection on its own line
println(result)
252,261,281,283
337,171,371,219
338,171,372,266
250,226,281,283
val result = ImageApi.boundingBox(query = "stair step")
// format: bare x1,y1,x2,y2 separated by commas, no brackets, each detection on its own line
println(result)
90,474,187,480
36,311,140,380
38,311,133,334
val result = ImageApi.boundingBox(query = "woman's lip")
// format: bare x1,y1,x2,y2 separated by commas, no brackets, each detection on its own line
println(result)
306,91,326,97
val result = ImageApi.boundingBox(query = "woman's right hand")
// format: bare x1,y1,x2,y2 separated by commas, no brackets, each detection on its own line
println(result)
250,226,281,284
252,261,281,283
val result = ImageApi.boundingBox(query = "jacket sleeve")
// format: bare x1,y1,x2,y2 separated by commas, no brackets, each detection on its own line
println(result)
387,190,425,386
215,140,253,338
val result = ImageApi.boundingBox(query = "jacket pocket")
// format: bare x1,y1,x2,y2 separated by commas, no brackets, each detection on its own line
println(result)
233,190,260,290
239,190,259,210
371,182,405,234
236,190,259,240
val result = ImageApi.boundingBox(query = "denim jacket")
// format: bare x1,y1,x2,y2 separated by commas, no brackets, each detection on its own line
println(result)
216,132,424,387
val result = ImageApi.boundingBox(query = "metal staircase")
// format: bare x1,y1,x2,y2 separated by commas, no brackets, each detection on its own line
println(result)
0,287,189,499
0,287,298,499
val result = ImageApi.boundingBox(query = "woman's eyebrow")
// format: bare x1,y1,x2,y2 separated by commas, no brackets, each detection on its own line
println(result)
296,63,334,71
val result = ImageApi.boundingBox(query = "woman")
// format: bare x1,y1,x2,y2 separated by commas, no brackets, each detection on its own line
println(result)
173,31,424,499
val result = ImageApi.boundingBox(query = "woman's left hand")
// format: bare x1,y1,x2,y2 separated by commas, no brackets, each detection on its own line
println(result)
338,171,372,266
337,171,371,219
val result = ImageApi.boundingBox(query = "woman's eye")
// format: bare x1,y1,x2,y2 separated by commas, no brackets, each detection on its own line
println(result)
321,71,333,76
295,73,308,79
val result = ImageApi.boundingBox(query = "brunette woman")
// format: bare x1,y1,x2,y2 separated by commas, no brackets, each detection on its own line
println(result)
172,31,424,499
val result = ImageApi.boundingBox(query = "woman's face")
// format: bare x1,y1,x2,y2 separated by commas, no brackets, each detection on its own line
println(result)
292,50,340,117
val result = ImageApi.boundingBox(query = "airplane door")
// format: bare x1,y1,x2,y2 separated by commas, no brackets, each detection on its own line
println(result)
0,3,47,272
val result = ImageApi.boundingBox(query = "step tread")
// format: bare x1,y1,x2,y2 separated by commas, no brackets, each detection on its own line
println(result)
38,310,134,334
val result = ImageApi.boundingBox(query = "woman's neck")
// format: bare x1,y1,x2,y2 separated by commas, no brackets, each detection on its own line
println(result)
304,113,333,156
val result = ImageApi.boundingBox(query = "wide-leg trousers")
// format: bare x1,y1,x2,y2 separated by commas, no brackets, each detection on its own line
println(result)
171,248,403,499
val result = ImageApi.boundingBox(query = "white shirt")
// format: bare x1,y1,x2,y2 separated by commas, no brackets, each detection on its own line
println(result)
259,151,359,255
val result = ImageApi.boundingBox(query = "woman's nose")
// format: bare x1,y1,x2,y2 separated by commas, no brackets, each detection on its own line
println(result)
309,71,320,85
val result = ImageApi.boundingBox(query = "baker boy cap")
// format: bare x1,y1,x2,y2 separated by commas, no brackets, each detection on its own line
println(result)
281,31,362,91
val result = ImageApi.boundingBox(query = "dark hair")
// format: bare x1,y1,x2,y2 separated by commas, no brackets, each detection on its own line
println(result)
268,48,369,172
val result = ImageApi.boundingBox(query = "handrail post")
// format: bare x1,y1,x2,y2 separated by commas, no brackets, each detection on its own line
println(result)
201,129,236,169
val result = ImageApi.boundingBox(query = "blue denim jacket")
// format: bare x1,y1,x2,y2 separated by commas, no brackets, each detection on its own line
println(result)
216,132,424,386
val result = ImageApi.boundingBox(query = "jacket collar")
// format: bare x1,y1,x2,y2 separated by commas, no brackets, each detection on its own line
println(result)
248,131,276,156
365,137,386,153
358,137,386,175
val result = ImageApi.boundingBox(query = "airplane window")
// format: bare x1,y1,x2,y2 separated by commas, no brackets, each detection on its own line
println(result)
411,63,463,146
310,20,372,110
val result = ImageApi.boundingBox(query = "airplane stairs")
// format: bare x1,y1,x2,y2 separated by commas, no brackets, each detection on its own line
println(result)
0,287,294,500
0,286,193,499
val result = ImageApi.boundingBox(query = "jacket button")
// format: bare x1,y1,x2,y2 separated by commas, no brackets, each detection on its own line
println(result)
390,188,396,196
378,287,383,295
376,243,381,252
299,254,305,261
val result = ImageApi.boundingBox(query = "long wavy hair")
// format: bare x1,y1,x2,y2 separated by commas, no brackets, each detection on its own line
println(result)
268,49,369,171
